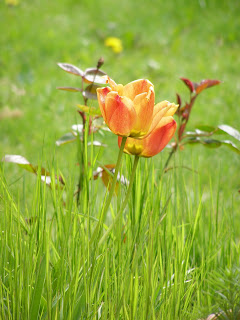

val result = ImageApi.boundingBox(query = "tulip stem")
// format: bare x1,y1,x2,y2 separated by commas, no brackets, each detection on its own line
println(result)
90,136,127,244
98,155,140,246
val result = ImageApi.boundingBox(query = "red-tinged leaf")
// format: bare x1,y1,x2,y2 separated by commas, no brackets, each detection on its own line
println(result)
2,155,65,188
102,166,119,194
57,63,84,77
56,132,77,146
83,68,107,84
2,155,36,173
93,164,129,194
218,124,240,142
82,84,100,100
180,77,195,92
178,123,186,139
32,166,50,177
176,93,182,108
57,87,82,92
195,79,221,94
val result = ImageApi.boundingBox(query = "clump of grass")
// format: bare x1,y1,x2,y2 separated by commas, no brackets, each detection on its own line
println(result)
0,150,239,319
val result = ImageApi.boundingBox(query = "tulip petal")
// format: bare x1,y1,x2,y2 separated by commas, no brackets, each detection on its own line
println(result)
106,76,118,91
164,103,179,117
130,87,155,137
97,87,112,121
119,117,176,157
146,101,173,135
105,92,137,136
140,117,177,157
123,79,154,101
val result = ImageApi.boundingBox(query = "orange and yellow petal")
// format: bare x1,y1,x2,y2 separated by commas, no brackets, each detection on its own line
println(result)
148,101,178,135
140,117,177,157
123,79,154,101
130,87,155,137
119,117,176,158
105,92,137,136
97,86,112,122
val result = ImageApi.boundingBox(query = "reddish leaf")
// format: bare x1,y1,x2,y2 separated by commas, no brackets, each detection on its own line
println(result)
57,63,84,77
82,84,100,100
2,155,64,187
57,87,82,92
180,77,195,92
2,155,36,173
93,164,129,194
178,123,186,139
176,93,182,108
83,68,107,84
195,79,221,94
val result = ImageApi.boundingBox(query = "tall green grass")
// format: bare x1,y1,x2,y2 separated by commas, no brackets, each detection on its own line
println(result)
0,148,239,319
1,0,240,318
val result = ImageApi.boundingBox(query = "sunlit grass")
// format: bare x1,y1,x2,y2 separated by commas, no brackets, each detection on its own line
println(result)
1,151,239,319
0,0,240,318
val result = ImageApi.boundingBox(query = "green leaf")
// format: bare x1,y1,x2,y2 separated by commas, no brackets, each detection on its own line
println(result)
183,137,222,148
183,137,202,145
194,125,216,132
201,139,222,148
57,63,84,77
220,140,240,154
185,129,215,137
77,104,101,116
218,124,240,142
87,141,107,147
56,132,77,146
29,255,46,320
183,138,240,154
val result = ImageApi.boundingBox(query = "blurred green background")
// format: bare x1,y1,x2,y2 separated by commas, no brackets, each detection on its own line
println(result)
0,0,240,199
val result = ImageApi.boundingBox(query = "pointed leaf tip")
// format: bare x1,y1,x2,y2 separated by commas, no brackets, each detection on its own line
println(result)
196,79,221,94
57,63,84,77
180,77,195,92
57,87,82,92
218,124,240,142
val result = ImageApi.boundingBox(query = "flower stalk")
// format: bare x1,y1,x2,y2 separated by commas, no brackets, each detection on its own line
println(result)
99,155,140,246
90,136,127,244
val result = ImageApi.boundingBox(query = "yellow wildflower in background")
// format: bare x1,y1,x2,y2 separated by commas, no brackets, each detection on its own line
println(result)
5,0,19,5
104,37,123,54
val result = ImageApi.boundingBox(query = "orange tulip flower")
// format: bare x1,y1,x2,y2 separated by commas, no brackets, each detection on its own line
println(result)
97,77,155,137
118,101,178,158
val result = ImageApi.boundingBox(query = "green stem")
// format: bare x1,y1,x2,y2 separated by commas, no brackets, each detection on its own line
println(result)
90,136,127,244
99,155,140,246
163,147,176,172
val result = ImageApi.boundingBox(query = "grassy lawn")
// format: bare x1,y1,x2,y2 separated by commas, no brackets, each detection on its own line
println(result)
0,0,240,319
